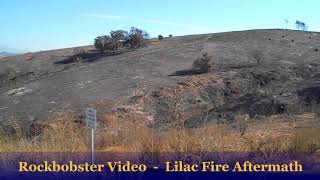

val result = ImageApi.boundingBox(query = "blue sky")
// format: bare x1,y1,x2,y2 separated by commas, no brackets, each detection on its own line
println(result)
1,0,319,52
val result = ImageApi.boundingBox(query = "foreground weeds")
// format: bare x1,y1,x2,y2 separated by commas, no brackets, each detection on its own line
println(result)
0,113,319,157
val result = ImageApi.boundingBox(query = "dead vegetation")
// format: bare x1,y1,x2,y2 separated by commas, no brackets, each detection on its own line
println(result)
2,69,317,157
1,30,320,165
193,52,214,73
0,90,319,165
251,50,263,65
1,108,319,160
72,48,85,63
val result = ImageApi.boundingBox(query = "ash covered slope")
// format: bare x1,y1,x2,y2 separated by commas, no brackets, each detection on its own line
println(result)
0,29,320,128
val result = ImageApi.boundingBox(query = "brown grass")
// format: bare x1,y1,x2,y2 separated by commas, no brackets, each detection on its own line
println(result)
1,112,319,157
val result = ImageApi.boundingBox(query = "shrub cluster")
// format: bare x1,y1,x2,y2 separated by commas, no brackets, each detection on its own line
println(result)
94,27,149,54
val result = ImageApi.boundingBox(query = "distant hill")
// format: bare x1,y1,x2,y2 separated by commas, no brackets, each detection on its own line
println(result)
0,51,18,57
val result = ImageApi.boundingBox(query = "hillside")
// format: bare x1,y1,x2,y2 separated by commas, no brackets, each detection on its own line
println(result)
1,29,320,132
0,52,18,58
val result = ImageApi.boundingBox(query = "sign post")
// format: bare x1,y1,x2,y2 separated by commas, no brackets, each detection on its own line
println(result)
85,107,97,164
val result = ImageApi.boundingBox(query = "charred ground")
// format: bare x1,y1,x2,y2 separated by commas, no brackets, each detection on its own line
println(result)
1,29,320,132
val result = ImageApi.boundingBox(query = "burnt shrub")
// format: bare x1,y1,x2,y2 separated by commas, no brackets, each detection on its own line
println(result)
193,52,213,73
251,50,263,65
72,48,85,63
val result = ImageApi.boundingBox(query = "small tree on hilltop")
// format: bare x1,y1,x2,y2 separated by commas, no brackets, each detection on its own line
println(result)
284,19,289,30
295,20,308,31
123,27,150,50
158,34,164,40
110,30,127,50
94,35,116,54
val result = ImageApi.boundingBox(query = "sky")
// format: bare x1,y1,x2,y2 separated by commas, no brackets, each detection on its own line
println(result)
1,0,319,52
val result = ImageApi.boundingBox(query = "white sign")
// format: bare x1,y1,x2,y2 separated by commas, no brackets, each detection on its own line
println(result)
86,107,97,129
86,107,97,164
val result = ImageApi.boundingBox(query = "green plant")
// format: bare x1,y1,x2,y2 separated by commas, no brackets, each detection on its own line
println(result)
295,20,308,31
123,27,150,50
94,35,117,54
158,35,164,40
110,30,127,50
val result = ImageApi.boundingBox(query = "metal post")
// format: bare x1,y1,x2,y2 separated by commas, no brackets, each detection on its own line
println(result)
91,128,95,164
86,107,96,165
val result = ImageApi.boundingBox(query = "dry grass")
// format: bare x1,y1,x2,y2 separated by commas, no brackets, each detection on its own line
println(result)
0,113,88,152
1,111,319,158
